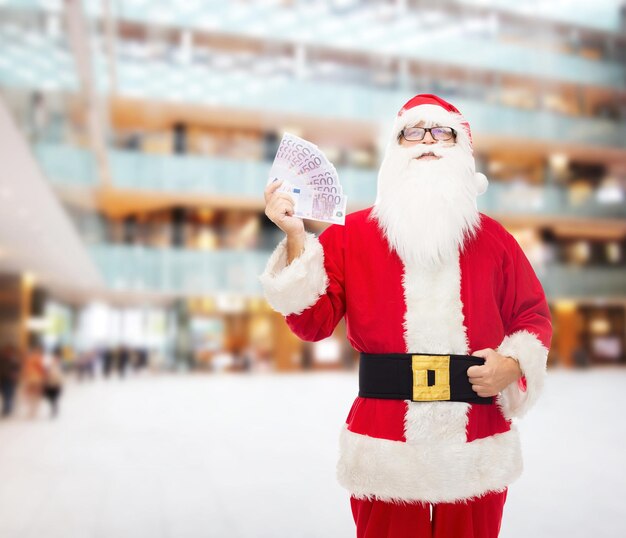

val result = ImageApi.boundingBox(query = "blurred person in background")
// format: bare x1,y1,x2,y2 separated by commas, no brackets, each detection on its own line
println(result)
28,90,48,143
0,343,22,418
102,347,115,378
21,344,46,419
135,347,149,372
75,349,97,381
573,343,591,369
117,345,130,378
148,348,166,373
261,94,551,538
42,349,64,419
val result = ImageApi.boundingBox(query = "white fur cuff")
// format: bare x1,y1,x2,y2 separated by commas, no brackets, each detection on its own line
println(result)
496,330,549,419
258,232,329,316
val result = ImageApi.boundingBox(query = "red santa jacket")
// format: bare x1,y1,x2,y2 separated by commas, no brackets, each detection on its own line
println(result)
260,207,552,503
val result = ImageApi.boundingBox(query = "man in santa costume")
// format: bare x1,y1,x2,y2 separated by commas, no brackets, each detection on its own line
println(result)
260,94,552,538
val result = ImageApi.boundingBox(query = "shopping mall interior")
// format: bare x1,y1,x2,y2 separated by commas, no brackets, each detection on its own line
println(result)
0,1,625,537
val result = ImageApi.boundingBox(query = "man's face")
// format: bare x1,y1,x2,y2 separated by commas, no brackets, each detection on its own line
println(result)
397,121,457,162
373,114,480,267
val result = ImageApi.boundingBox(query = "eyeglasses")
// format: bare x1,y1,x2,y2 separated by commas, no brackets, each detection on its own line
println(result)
400,126,456,142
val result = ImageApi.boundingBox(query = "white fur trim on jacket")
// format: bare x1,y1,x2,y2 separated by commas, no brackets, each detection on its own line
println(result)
258,232,328,316
337,425,522,504
402,252,470,355
404,401,469,445
496,330,549,420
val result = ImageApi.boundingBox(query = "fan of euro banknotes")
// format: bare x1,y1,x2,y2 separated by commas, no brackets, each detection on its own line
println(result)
267,133,347,226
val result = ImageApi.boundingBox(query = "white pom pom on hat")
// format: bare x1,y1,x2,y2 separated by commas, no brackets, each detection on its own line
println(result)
475,172,489,195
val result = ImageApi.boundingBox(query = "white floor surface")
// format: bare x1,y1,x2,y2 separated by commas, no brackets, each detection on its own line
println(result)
0,367,624,538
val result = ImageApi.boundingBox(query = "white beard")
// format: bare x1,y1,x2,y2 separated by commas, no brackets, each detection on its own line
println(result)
372,142,481,269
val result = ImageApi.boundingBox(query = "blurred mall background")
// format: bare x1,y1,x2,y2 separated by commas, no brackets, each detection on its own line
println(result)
0,0,624,378
0,1,625,536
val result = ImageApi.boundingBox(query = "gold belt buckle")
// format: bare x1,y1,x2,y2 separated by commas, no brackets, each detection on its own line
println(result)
411,355,451,402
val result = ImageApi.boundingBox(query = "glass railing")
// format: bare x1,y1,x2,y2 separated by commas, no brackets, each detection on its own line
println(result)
456,0,623,33
11,72,625,149
1,16,625,104
480,181,626,219
79,0,625,88
90,244,270,295
34,143,97,186
2,27,625,149
113,70,626,148
2,0,623,34
539,264,626,298
90,243,625,298
0,24,77,92
36,143,626,219
108,149,266,196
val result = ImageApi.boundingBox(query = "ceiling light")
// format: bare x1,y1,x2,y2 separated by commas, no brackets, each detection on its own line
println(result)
23,272,37,286
549,153,569,171
596,178,625,204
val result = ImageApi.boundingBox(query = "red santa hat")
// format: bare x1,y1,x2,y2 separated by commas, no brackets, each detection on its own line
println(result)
392,93,489,195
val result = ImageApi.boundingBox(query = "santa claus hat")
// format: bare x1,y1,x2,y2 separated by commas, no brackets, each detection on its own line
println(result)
392,93,488,195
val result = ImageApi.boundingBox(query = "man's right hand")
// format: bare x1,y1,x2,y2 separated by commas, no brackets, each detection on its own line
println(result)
264,179,306,264
264,179,305,238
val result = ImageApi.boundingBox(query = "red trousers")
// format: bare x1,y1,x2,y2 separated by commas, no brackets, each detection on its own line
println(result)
350,489,507,538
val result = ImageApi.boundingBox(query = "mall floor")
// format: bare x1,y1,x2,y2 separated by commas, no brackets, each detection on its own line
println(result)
0,367,624,538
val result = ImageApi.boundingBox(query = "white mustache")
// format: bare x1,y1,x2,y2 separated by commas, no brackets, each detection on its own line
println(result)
403,145,457,160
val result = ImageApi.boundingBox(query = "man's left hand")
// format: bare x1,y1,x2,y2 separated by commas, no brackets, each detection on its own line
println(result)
467,348,522,398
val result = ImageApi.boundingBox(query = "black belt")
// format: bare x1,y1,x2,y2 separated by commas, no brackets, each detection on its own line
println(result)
359,353,494,404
